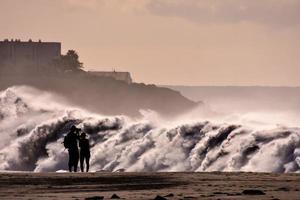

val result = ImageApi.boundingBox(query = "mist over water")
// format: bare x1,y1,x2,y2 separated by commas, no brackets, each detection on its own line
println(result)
0,86,300,173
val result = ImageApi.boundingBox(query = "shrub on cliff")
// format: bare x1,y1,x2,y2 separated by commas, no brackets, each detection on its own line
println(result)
53,50,83,72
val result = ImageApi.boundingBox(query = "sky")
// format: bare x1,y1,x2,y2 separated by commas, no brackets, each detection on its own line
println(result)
1,0,300,86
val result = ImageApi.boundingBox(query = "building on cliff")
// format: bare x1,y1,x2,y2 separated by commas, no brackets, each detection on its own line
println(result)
0,39,132,83
88,71,133,84
0,39,61,73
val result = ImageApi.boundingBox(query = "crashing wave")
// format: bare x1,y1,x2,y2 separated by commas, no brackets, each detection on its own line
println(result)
0,86,299,173
0,88,29,120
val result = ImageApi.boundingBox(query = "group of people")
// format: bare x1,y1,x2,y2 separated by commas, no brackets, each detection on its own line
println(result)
63,125,90,172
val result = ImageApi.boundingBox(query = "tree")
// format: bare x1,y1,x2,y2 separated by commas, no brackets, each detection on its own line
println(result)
54,50,83,72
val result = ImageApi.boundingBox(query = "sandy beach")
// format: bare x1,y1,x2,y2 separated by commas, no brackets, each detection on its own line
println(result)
0,172,299,200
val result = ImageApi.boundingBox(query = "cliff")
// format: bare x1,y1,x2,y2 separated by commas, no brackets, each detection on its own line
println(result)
0,40,197,116
0,72,197,117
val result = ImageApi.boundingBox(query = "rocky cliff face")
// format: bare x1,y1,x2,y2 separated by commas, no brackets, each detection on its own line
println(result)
0,71,197,117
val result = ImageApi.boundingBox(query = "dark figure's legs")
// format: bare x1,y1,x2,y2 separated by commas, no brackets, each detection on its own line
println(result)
69,149,79,172
68,161,72,172
80,153,90,172
80,153,85,172
68,151,74,172
73,151,79,172
86,155,90,172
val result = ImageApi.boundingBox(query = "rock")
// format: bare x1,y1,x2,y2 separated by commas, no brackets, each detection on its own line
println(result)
213,192,227,195
154,195,167,200
85,196,104,200
276,187,290,191
111,194,121,199
164,193,174,197
242,189,265,195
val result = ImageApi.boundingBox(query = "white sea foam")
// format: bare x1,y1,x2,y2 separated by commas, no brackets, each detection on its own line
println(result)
0,86,299,173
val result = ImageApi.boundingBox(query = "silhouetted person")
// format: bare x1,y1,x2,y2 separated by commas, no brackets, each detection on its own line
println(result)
79,132,90,172
64,125,80,172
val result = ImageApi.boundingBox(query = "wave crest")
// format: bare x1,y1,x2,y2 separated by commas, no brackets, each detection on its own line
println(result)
0,86,299,173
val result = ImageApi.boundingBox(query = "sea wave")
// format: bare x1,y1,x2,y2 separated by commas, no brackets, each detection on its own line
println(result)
0,86,299,172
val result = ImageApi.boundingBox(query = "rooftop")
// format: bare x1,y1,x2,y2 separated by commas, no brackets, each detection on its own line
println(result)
0,39,60,44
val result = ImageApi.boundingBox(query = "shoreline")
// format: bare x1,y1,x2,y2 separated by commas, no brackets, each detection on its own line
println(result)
0,172,299,199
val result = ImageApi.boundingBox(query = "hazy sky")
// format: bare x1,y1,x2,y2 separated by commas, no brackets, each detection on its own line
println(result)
1,0,300,86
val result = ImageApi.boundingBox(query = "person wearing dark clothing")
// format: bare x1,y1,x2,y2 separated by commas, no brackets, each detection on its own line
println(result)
79,132,90,172
64,125,80,172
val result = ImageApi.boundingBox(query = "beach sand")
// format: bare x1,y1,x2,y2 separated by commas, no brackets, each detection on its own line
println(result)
0,172,299,200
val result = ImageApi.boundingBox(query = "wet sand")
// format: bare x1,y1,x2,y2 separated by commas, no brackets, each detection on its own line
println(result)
0,172,299,200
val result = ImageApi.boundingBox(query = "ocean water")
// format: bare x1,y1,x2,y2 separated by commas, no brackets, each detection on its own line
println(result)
0,86,299,172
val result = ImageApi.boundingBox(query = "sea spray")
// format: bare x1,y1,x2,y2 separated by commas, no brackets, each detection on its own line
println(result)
0,86,300,173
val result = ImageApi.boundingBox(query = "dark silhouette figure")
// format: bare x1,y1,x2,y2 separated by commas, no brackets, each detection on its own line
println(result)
64,125,80,172
79,132,90,172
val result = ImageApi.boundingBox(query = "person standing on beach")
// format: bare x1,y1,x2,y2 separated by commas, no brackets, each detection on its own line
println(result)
79,132,90,172
64,125,80,172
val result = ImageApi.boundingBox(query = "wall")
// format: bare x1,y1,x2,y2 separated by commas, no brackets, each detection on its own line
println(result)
0,40,61,74
89,71,133,84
